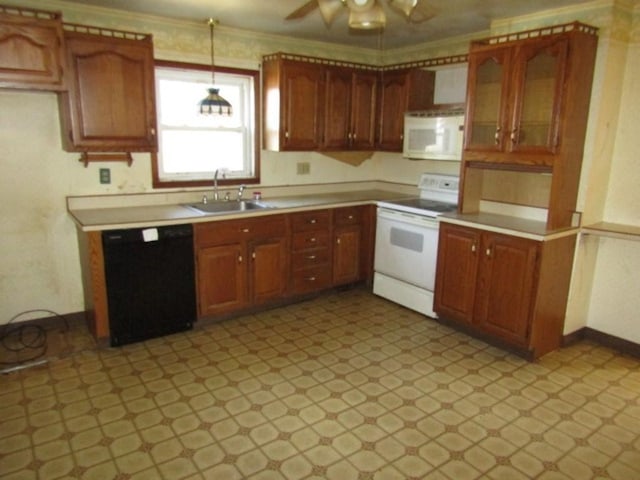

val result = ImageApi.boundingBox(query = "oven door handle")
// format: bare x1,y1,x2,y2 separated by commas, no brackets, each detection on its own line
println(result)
377,208,440,229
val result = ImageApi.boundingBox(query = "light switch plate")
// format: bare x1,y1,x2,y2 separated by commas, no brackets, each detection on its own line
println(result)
297,162,310,175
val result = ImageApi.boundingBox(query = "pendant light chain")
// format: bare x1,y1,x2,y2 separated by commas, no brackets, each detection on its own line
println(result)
209,18,216,86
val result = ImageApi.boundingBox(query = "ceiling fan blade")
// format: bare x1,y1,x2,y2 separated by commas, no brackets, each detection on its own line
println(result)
387,0,418,18
318,0,346,25
408,1,437,23
285,0,319,20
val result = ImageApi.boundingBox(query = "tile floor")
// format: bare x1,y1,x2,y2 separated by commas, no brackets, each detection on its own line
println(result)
1,288,639,480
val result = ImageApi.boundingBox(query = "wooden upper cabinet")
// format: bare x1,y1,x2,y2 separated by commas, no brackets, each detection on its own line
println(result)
464,28,583,167
0,7,65,91
263,55,324,151
322,67,377,150
58,26,157,152
377,68,434,151
263,53,435,153
460,23,598,230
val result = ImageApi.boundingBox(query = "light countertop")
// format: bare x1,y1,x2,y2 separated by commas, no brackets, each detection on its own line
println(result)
69,189,415,231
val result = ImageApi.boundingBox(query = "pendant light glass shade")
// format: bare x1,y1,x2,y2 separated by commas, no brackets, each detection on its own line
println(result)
200,88,232,115
348,3,386,29
199,18,232,116
317,0,345,25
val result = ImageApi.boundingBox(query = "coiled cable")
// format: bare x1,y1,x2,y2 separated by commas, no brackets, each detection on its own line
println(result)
0,309,69,367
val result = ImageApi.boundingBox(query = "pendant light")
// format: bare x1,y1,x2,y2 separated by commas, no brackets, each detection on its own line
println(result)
199,18,232,116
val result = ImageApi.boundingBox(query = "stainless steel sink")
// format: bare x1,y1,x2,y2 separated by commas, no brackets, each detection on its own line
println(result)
183,200,273,215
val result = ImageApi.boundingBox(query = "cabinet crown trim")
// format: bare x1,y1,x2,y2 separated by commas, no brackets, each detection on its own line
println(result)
0,4,61,21
263,51,467,72
472,21,598,49
63,22,152,42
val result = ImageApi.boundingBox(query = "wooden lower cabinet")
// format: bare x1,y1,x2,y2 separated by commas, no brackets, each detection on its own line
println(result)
195,205,375,319
195,215,288,318
332,206,372,286
434,221,576,358
290,209,332,295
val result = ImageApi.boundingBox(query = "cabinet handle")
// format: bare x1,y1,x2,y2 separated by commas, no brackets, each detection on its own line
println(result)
336,238,341,245
486,248,491,257
348,132,352,140
306,276,316,282
252,251,256,260
150,128,156,137
285,131,289,139
242,228,250,233
510,128,518,143
306,255,316,260
309,237,317,243
471,244,477,253
309,219,317,224
238,255,243,263
494,127,501,145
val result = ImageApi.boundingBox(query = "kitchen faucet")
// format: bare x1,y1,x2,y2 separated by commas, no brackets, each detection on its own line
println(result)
237,184,245,202
213,169,219,201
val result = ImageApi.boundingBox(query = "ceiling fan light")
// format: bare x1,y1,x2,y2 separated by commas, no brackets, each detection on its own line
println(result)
348,4,386,29
317,0,345,25
388,0,418,17
346,0,376,12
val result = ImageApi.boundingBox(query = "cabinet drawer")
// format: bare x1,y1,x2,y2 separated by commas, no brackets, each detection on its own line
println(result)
291,210,330,231
292,231,330,251
291,248,330,269
291,267,332,294
333,207,363,226
195,215,286,246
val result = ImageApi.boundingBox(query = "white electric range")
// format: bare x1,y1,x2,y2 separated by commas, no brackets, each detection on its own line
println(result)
374,173,460,317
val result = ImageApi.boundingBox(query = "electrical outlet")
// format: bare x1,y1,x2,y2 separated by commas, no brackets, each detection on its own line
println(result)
297,162,310,175
99,168,111,184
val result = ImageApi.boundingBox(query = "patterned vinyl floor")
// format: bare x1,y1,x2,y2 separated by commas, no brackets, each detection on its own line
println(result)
1,288,639,479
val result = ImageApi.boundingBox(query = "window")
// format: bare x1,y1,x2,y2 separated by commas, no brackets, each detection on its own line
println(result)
152,60,260,188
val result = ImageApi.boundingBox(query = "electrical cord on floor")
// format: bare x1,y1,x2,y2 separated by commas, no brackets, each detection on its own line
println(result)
0,309,70,369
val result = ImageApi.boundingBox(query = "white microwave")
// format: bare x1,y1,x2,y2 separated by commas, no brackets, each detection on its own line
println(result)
403,110,465,161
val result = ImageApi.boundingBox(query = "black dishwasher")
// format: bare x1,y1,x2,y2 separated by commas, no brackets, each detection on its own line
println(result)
102,224,196,347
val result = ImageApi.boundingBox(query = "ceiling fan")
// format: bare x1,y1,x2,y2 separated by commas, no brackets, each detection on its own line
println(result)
286,0,436,30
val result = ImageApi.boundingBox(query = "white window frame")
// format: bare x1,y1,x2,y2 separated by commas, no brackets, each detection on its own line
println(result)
152,61,260,188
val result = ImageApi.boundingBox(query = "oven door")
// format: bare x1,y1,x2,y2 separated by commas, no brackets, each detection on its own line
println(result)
374,207,439,291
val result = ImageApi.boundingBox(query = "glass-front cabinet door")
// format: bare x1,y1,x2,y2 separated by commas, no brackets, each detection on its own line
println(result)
509,38,568,155
464,47,510,152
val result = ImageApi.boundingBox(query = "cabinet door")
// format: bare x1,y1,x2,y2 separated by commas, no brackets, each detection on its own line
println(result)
350,70,377,150
508,38,568,155
197,243,247,317
377,70,408,151
333,226,361,286
464,47,511,152
475,233,539,345
282,62,323,150
61,32,157,151
250,237,288,305
0,12,65,90
322,67,351,149
434,223,480,324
